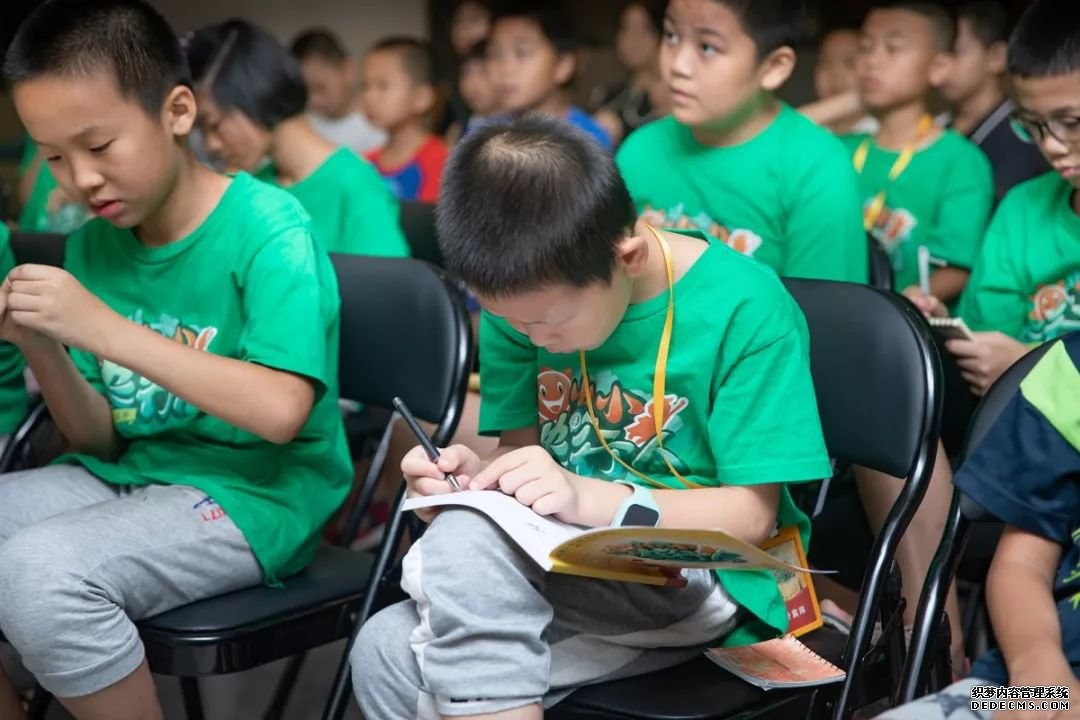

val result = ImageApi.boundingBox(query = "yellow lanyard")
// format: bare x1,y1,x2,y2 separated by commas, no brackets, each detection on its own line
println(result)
578,225,701,490
853,114,934,231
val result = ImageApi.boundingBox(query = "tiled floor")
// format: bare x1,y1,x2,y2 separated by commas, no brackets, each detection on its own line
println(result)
9,641,363,720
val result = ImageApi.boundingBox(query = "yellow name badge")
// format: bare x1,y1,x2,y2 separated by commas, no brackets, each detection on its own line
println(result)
762,526,824,638
112,408,137,425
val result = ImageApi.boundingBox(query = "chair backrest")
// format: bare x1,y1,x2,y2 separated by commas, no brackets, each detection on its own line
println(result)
958,340,1056,522
331,254,471,441
399,201,445,269
9,231,66,268
867,234,893,292
782,278,940,478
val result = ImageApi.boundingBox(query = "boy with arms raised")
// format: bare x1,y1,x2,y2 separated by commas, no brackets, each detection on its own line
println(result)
918,0,1080,399
0,1,351,718
350,117,832,719
616,0,867,283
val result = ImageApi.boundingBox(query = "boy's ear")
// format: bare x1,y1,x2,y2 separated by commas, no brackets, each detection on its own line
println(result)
615,231,650,277
164,85,197,137
554,51,577,87
927,51,953,88
987,41,1008,76
757,46,796,93
413,83,438,116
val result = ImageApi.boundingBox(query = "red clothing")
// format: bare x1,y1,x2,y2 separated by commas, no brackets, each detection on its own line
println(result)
365,135,449,202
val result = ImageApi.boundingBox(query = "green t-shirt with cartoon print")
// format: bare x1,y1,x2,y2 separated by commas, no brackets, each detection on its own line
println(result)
841,129,993,293
616,104,868,283
268,148,410,258
957,172,1080,344
479,230,833,646
0,226,28,434
60,173,352,583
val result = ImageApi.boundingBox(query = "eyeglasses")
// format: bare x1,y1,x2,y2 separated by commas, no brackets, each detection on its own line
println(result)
1009,113,1080,146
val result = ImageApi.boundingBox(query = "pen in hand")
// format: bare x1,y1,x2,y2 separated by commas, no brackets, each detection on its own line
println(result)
392,397,462,492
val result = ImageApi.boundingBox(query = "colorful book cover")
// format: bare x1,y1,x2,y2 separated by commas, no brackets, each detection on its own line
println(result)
705,636,845,690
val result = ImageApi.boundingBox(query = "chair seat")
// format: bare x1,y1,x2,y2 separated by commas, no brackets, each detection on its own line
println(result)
138,545,375,676
549,627,850,720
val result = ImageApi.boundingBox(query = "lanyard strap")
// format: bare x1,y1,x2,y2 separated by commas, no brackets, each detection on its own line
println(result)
578,225,701,490
853,114,934,231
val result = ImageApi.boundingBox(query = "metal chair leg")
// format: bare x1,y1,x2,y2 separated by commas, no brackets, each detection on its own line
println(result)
27,685,51,720
180,677,205,720
264,654,306,720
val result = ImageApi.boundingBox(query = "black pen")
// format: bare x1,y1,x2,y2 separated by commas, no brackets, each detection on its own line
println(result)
392,397,462,492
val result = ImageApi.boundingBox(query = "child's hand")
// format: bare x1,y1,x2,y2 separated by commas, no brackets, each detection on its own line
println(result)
5,265,120,353
947,332,1029,397
0,273,53,351
401,444,482,523
902,286,948,319
469,446,584,523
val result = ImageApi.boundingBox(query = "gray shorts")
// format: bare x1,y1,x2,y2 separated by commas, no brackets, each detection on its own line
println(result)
351,507,741,718
0,465,263,698
875,678,994,719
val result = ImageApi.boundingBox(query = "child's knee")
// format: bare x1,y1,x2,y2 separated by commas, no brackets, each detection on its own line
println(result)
350,603,421,716
422,507,509,551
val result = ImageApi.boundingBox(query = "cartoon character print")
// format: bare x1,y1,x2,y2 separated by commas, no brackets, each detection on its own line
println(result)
1022,272,1080,344
640,204,763,258
537,366,691,481
102,310,219,427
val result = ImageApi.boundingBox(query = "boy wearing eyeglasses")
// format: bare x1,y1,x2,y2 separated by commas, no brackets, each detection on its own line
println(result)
917,0,1080,398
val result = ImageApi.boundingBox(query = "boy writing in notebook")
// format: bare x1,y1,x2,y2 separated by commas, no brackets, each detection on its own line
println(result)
0,1,351,718
878,332,1080,720
350,117,832,719
846,0,993,303
616,0,868,283
940,1,1047,205
916,0,1080,398
361,38,448,202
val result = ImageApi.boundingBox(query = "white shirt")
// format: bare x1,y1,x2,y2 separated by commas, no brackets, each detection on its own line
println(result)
308,111,387,155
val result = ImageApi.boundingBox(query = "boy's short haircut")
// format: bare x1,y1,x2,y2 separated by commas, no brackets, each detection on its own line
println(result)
629,0,668,37
290,28,348,64
437,117,636,297
957,2,1009,48
2,0,190,116
491,0,578,55
870,1,956,51
187,19,307,130
368,37,435,86
711,0,805,58
1007,0,1080,79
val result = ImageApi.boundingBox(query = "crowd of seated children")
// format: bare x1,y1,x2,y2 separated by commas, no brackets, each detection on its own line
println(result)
438,0,493,139
186,19,409,258
361,37,450,202
0,1,352,719
289,28,386,156
807,26,879,135
445,39,500,146
616,0,868,283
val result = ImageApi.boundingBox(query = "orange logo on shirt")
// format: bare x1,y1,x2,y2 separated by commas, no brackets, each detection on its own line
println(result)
640,204,763,258
1021,273,1080,344
1030,281,1069,322
537,368,573,422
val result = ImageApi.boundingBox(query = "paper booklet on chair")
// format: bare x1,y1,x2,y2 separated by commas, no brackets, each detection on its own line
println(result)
704,636,845,691
401,490,831,588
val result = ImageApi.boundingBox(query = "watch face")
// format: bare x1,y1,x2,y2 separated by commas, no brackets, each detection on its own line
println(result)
622,504,661,527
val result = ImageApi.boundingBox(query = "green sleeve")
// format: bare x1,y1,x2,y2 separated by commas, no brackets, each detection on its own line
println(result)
956,200,1028,338
356,161,410,258
0,230,27,433
62,228,107,395
18,161,57,232
477,312,539,435
17,138,36,177
615,130,650,205
239,225,332,398
708,286,832,485
783,141,869,282
929,144,993,270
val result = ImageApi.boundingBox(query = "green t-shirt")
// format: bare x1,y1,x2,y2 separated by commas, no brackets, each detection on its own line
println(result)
0,226,28,434
60,173,352,583
478,230,833,645
18,154,93,234
841,129,993,292
616,104,868,283
269,148,410,257
957,172,1080,344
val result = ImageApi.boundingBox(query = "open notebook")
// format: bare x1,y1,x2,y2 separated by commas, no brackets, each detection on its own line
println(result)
705,636,845,690
403,490,830,587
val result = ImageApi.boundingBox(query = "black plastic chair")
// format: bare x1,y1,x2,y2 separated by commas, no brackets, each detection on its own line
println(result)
867,234,893,292
18,255,472,720
541,280,945,720
400,201,444,268
897,339,1057,704
8,231,66,268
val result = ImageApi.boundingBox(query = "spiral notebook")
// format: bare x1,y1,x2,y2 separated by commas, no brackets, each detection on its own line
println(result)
705,636,845,690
